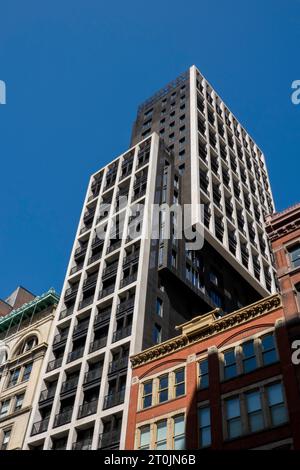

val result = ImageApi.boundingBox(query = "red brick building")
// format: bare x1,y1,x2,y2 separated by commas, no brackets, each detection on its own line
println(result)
125,205,300,450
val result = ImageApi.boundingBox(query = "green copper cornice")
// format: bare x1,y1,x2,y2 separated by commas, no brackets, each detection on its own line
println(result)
0,288,59,333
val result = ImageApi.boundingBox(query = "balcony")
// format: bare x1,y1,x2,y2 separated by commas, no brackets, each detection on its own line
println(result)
83,273,98,289
92,236,104,249
94,308,111,326
59,306,74,320
53,331,69,348
31,418,49,436
39,388,56,403
47,357,63,372
78,399,98,419
132,189,146,202
88,252,102,265
54,408,73,428
84,368,102,386
83,209,96,225
98,285,115,299
120,273,137,289
70,263,84,275
228,235,237,254
80,223,92,235
211,160,219,175
78,296,94,311
89,336,107,353
67,347,84,363
98,429,121,449
116,298,135,317
102,262,119,279
64,286,78,302
72,439,93,450
107,240,122,254
103,390,125,410
74,246,87,259
112,325,132,343
108,356,128,375
61,376,79,395
215,220,224,242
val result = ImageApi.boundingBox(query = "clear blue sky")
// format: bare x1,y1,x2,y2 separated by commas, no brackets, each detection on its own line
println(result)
0,0,299,298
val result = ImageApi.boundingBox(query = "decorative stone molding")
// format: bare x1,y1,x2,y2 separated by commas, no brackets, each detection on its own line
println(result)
130,294,281,368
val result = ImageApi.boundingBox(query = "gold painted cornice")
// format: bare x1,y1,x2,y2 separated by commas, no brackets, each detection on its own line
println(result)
130,294,281,368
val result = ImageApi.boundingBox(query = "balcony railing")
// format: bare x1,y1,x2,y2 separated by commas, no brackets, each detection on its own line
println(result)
78,399,98,419
73,320,90,336
31,418,50,436
98,429,121,449
112,325,132,343
102,263,119,278
59,306,73,320
88,252,102,265
116,298,135,316
98,285,115,299
108,356,128,375
72,439,93,450
39,388,56,403
78,296,94,311
70,263,84,275
61,376,79,395
94,308,111,326
54,408,73,427
67,347,84,363
103,390,125,410
123,252,139,266
106,240,122,254
47,357,63,372
53,331,69,346
64,286,78,300
84,368,102,385
120,273,137,289
89,336,107,353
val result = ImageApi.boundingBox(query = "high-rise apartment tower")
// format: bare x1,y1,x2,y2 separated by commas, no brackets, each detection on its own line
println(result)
24,66,276,450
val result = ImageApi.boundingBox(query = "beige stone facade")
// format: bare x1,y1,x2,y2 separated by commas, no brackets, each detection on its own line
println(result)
0,289,58,450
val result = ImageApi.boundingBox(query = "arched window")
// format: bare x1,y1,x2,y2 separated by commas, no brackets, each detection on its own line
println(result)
17,336,38,356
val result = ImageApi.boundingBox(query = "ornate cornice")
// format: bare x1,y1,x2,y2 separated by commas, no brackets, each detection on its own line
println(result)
130,294,282,368
267,219,300,242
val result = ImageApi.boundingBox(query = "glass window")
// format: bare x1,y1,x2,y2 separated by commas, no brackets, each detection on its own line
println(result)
1,429,11,450
156,298,163,318
242,341,257,373
223,349,237,380
266,383,288,426
8,368,20,387
288,244,300,268
174,368,185,397
142,381,153,409
156,420,167,449
198,407,211,448
22,363,32,382
173,415,185,450
139,425,150,450
209,271,219,286
22,337,37,354
245,390,264,432
14,393,24,411
261,333,277,366
199,360,209,389
0,400,10,418
226,396,242,439
153,324,162,344
158,375,169,403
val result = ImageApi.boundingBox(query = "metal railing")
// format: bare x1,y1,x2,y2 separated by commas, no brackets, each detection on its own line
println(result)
31,418,50,436
78,399,98,419
53,408,73,427
103,390,125,410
